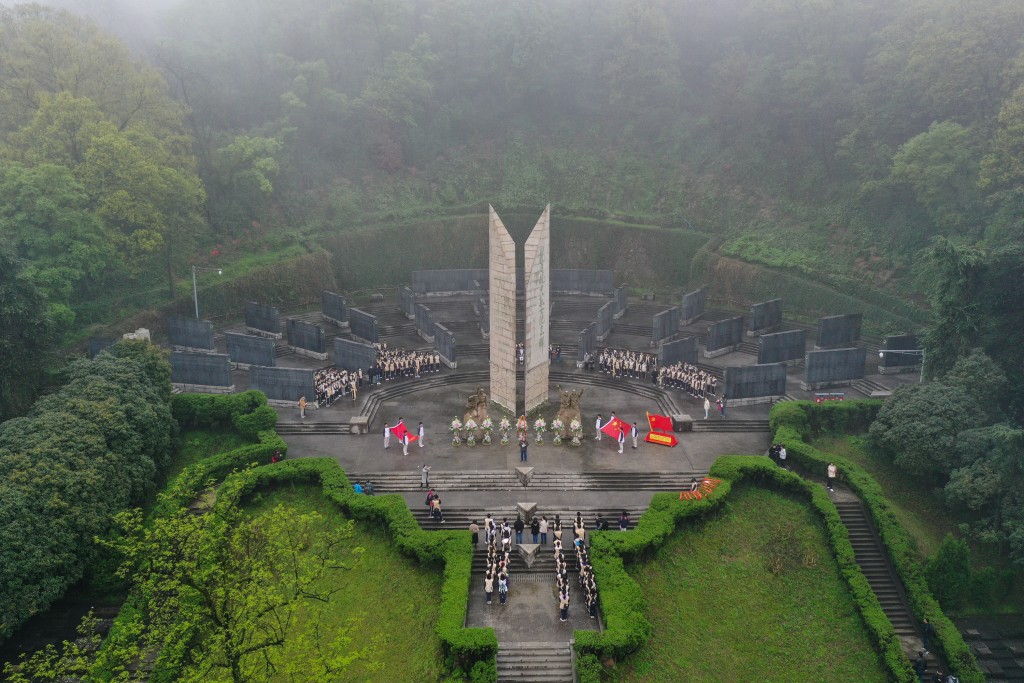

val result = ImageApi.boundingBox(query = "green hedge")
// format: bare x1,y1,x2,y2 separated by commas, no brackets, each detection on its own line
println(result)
770,400,985,683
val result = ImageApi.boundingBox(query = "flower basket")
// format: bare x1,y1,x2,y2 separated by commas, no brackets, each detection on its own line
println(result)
500,433,509,445
533,418,546,444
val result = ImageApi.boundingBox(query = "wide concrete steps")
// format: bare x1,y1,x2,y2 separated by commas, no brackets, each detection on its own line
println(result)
357,471,522,491
411,506,648,531
497,642,574,683
277,421,353,435
834,501,918,637
852,378,891,397
351,470,704,492
691,418,770,433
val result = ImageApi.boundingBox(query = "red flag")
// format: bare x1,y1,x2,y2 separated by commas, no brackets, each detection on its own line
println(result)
601,417,627,440
647,412,674,433
390,422,418,443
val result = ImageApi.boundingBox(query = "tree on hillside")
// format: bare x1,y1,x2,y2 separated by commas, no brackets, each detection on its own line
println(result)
103,489,366,683
0,248,58,421
868,381,988,479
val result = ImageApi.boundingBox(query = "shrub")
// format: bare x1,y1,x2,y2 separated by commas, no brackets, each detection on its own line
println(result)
577,653,602,683
769,400,985,683
469,658,497,683
926,535,971,611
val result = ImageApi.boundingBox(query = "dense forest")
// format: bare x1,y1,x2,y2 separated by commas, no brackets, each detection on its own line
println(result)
0,0,1022,415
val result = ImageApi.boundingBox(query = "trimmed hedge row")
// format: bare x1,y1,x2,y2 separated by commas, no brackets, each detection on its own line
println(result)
709,457,915,682
151,392,287,519
770,400,985,683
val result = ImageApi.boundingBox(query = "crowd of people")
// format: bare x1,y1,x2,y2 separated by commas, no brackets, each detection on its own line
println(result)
368,343,441,383
313,366,359,406
657,361,718,399
593,347,657,379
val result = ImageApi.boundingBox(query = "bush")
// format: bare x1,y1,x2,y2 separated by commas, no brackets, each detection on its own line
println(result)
577,653,602,683
469,658,497,683
926,535,971,611
769,400,985,683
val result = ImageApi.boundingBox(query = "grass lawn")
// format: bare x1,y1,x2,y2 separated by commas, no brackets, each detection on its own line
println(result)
218,486,445,682
614,485,889,682
812,434,954,559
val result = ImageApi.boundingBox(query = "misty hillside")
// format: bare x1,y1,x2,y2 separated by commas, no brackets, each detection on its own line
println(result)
1,0,1023,414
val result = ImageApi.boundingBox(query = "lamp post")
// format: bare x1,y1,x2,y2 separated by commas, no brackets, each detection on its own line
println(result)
192,265,223,319
878,349,924,384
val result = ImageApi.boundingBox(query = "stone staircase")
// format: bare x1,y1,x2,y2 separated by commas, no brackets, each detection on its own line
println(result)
834,500,944,675
852,377,892,397
691,418,770,433
276,421,353,436
497,641,574,682
349,470,704,492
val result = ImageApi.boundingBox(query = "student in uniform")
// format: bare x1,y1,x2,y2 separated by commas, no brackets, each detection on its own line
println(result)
484,572,494,605
630,422,639,449
383,422,390,449
498,572,509,605
559,589,570,622
539,516,549,544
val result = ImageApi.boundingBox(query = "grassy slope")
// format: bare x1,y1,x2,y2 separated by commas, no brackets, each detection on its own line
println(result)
234,487,445,682
615,485,889,682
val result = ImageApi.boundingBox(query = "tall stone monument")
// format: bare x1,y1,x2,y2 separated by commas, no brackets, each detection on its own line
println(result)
523,205,551,413
488,206,517,414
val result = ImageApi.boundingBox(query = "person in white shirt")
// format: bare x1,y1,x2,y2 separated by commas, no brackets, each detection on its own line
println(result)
630,422,639,449
418,421,425,448
617,427,625,454
779,446,787,469
595,414,603,440
383,422,390,449
704,397,711,419
403,433,410,456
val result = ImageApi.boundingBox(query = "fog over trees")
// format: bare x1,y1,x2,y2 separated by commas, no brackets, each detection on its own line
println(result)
0,0,1021,415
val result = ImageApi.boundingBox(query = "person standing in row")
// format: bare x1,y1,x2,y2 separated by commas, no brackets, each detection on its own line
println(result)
530,516,540,544
595,414,603,440
630,422,639,449
539,516,548,544
402,431,410,456
418,421,425,448
559,588,570,622
383,422,390,449
514,516,524,544
484,572,494,605
617,427,625,454
553,515,563,543
498,572,509,605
